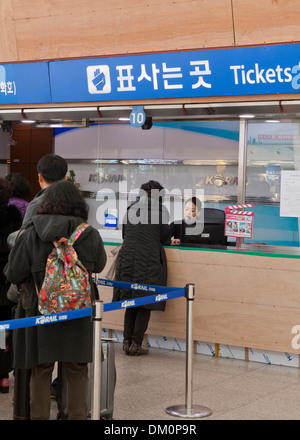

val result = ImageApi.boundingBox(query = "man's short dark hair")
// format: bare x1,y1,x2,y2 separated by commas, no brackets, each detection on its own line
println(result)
37,154,68,183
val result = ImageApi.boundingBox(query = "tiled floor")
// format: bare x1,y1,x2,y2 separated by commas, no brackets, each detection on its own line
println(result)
1,343,300,420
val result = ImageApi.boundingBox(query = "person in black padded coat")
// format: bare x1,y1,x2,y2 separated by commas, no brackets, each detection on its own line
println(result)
113,180,171,356
0,177,22,393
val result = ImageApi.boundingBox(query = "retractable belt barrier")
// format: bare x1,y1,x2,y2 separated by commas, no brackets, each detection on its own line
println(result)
0,277,212,420
0,278,185,332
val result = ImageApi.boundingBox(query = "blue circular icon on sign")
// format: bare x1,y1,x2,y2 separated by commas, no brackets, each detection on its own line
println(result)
130,106,146,127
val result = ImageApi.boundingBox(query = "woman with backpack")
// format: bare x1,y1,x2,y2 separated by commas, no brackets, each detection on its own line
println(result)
4,180,107,420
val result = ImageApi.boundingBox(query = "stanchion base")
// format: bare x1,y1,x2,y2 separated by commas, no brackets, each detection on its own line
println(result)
166,404,212,418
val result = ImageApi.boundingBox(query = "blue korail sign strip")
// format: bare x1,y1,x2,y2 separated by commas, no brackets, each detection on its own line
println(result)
2,43,300,105
0,278,185,331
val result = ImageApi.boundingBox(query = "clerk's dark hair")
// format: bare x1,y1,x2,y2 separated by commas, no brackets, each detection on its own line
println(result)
36,180,88,220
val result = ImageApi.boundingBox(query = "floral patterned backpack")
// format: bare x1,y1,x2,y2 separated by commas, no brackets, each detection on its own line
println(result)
37,223,92,315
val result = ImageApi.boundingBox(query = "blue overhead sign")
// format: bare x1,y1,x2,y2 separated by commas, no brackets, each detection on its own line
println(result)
49,44,300,102
0,62,51,104
1,43,300,105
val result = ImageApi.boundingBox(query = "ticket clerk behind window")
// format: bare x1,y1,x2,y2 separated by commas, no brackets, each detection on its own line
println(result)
169,197,227,247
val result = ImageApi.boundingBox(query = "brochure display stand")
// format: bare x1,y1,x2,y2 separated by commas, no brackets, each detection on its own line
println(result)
225,204,254,250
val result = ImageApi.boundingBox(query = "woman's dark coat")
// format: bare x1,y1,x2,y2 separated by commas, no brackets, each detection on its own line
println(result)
113,195,171,311
0,205,22,375
0,205,22,306
4,214,107,369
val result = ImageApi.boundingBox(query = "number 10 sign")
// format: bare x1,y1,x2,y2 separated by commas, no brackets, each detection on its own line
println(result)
130,106,146,127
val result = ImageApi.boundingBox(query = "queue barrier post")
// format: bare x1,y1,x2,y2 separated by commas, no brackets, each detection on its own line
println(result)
91,300,103,420
166,283,212,418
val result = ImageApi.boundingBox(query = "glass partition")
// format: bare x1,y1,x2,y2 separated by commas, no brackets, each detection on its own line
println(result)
245,119,300,246
55,121,240,242
55,118,300,247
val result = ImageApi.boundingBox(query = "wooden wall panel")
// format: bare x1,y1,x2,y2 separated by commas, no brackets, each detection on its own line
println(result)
7,0,234,62
232,0,300,46
100,245,300,354
0,0,18,62
1,1,300,65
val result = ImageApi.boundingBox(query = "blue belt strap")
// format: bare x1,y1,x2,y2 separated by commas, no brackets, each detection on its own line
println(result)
0,278,186,331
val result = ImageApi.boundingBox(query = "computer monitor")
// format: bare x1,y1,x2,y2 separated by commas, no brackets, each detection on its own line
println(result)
180,208,227,246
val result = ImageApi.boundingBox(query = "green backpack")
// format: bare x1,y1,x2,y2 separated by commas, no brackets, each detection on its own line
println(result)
37,223,92,315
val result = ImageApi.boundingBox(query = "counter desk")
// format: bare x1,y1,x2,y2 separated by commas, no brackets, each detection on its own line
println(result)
98,243,300,356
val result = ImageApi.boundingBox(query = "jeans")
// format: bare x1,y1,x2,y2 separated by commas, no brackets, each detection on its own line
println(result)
124,307,151,346
30,362,89,420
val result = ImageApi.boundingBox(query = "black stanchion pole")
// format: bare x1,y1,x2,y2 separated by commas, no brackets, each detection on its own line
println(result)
166,283,212,418
91,300,103,420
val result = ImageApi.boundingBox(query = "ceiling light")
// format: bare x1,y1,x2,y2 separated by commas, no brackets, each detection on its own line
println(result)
35,118,89,128
21,119,36,124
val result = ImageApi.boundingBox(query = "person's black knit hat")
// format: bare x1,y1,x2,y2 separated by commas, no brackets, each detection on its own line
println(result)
140,180,164,192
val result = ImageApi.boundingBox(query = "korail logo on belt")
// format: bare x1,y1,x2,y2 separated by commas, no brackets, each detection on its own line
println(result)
121,300,135,308
155,294,168,302
131,283,148,291
36,315,58,325
35,314,68,325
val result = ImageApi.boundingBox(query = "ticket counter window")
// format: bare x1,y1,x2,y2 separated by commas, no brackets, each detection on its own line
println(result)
245,119,300,247
54,121,240,243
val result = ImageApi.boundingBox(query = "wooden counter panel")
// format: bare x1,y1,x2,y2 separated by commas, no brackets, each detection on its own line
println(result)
192,299,299,354
168,260,300,308
99,284,123,332
100,245,300,354
165,247,300,271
